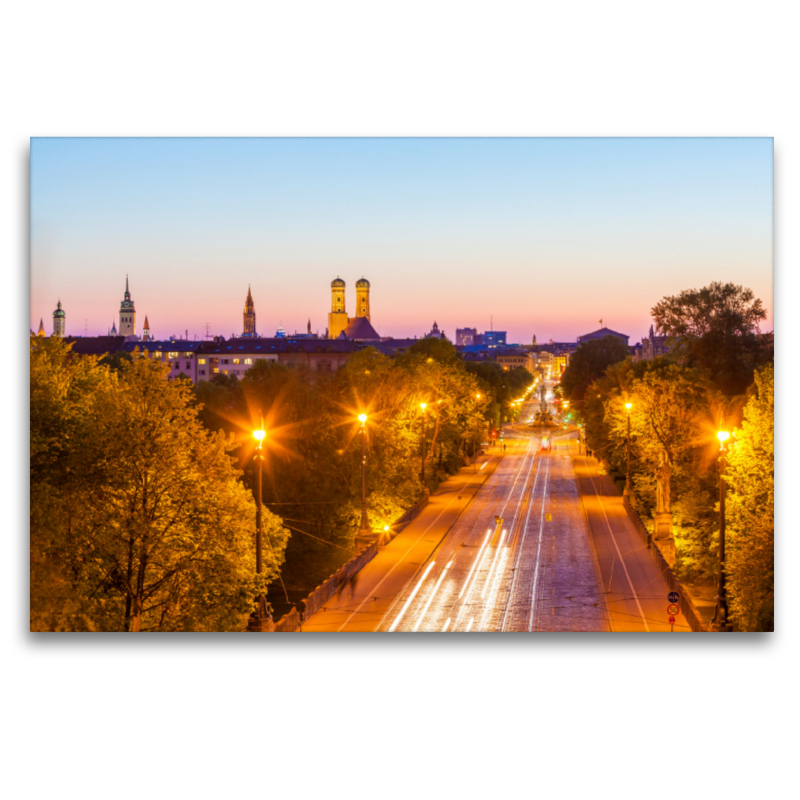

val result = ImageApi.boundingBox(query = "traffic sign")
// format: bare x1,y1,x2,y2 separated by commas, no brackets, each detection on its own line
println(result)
668,615,676,625
668,591,680,603
667,603,680,616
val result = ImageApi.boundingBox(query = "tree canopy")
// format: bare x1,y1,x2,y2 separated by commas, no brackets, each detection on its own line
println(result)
652,281,770,396
31,337,288,631
560,335,631,408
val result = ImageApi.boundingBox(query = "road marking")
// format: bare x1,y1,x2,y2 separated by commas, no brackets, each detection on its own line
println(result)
388,561,436,632
583,461,650,632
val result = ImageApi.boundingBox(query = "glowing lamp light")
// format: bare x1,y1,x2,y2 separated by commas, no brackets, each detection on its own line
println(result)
384,525,390,532
625,402,632,411
420,402,427,411
253,428,266,442
717,430,731,444
358,413,367,424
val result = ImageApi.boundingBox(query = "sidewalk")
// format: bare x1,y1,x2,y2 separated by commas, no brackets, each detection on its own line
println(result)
301,448,505,632
572,451,695,632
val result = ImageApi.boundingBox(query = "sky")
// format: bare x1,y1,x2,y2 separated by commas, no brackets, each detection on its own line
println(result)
30,137,773,343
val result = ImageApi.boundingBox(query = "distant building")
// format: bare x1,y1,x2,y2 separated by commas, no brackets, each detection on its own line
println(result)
577,326,629,345
456,327,478,346
142,316,152,342
52,300,66,337
640,324,669,361
424,321,448,340
483,330,506,349
37,318,46,337
495,349,536,374
241,286,259,338
329,276,376,340
119,276,136,337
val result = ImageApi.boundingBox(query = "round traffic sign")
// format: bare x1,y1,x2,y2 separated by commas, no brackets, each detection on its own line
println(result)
668,615,676,625
667,603,680,616
668,591,680,603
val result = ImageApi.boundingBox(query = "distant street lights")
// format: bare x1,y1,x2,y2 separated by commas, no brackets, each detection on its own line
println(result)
624,402,633,499
712,430,733,632
247,413,273,632
358,413,371,536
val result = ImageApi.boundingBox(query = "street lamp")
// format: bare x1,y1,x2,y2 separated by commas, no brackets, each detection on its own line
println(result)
247,413,273,632
712,430,733,632
358,413,371,536
624,402,633,499
420,402,428,488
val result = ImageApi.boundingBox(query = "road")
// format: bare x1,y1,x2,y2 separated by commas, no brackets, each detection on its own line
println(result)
302,381,690,633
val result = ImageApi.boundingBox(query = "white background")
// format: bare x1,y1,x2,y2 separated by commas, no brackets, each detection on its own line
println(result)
3,2,796,799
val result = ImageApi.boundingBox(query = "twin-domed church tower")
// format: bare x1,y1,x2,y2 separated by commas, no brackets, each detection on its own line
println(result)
328,276,371,339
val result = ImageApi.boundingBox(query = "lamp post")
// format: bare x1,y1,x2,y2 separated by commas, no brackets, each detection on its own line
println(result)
624,402,633,499
712,430,732,632
420,402,428,487
358,413,371,535
247,413,273,632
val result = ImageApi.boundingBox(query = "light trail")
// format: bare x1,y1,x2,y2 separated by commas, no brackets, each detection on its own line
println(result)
481,530,507,598
442,617,451,632
465,618,474,632
458,529,492,599
388,561,436,632
479,545,510,631
527,450,551,632
412,560,453,632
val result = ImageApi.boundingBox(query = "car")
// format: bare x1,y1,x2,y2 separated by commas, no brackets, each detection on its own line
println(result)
541,436,551,452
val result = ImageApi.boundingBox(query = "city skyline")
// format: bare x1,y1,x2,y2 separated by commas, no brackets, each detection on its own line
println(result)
31,137,773,342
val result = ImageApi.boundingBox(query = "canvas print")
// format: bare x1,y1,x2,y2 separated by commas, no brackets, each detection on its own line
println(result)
29,138,774,632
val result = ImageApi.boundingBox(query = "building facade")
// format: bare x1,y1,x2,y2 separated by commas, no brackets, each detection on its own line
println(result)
456,328,477,346
577,326,629,345
328,277,349,340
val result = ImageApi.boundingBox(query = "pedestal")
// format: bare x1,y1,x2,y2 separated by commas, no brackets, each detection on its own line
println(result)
652,512,676,567
246,595,274,632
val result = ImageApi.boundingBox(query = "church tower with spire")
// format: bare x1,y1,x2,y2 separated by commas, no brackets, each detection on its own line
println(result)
119,276,136,337
37,318,46,337
52,300,66,337
242,286,258,338
142,316,151,341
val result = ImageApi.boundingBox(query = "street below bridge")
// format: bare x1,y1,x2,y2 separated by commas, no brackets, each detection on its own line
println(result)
302,385,689,633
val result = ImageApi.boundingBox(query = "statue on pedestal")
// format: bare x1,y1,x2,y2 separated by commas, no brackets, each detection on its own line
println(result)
655,450,671,514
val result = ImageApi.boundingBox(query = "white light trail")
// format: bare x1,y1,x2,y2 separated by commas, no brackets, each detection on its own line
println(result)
481,529,507,598
465,618,474,632
442,617,451,632
412,561,453,632
388,561,436,632
458,529,492,599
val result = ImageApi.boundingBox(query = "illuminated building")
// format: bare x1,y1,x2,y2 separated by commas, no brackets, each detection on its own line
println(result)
119,276,136,337
52,300,65,337
328,276,380,340
241,285,259,338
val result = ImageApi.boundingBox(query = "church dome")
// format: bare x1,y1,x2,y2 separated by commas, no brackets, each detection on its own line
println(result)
53,300,65,318
356,277,370,288
331,277,346,288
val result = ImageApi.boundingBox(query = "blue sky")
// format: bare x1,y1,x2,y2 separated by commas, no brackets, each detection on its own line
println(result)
30,137,773,342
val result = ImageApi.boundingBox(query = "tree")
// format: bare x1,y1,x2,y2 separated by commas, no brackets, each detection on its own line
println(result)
30,343,288,631
724,363,774,631
560,336,631,408
651,281,768,396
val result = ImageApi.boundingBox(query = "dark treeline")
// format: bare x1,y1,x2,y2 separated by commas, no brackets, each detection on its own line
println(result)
561,282,773,631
